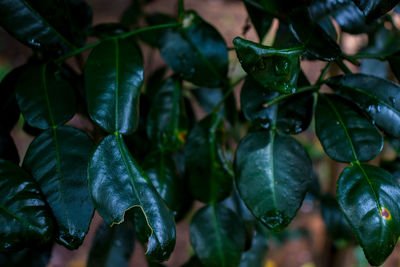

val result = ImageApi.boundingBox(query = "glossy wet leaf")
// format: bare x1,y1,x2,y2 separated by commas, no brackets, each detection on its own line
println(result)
23,126,94,249
87,220,135,267
309,0,371,34
352,0,399,21
0,0,92,55
233,37,303,93
289,8,341,61
16,63,76,130
184,113,233,203
239,224,268,267
143,151,184,213
241,76,314,134
337,164,400,266
234,130,313,232
0,67,23,132
0,159,54,251
0,132,19,164
146,77,187,151
315,94,383,163
85,38,144,134
190,204,246,267
156,10,228,87
326,74,400,137
243,1,273,41
88,133,175,261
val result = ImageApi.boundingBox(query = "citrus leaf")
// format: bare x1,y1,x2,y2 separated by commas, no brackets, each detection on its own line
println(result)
184,113,233,203
239,224,268,267
156,10,228,87
315,94,383,163
0,159,54,251
352,0,399,21
22,126,94,249
326,74,400,137
87,220,135,267
337,163,400,266
233,37,303,94
16,63,76,130
240,76,313,134
234,130,313,232
88,133,176,261
146,77,188,151
243,1,273,42
85,38,144,134
143,151,184,213
190,204,246,267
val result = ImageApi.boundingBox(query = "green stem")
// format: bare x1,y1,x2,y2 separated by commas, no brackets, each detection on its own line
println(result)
213,75,247,113
178,0,185,20
336,59,352,74
55,22,182,64
316,62,332,84
264,84,320,108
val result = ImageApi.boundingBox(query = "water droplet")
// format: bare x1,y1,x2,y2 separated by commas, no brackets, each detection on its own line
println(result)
290,87,296,94
336,121,340,125
273,57,290,75
28,39,41,47
261,210,286,231
389,96,396,105
367,105,373,112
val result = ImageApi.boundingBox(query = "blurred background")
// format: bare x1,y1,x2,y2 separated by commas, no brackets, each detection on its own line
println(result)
1,0,400,266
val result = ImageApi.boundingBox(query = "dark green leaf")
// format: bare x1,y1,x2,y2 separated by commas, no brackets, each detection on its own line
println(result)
87,220,135,267
156,10,228,87
181,255,204,267
85,38,144,134
184,113,233,203
0,132,19,164
16,63,76,130
320,195,354,241
88,133,175,261
241,76,313,134
120,0,142,28
243,0,306,19
23,126,94,249
143,151,184,213
0,159,54,251
233,37,303,93
243,1,273,42
88,23,128,39
234,130,313,231
146,77,188,151
352,0,399,21
0,67,23,132
315,94,383,163
239,224,268,267
337,163,400,266
0,245,52,267
326,74,400,137
192,87,224,114
190,204,246,267
289,8,341,61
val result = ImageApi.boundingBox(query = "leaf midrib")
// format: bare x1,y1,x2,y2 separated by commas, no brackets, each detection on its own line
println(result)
211,205,226,267
0,202,43,231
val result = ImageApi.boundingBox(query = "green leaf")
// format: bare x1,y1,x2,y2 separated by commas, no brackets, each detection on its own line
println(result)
352,0,399,21
243,0,306,19
0,0,92,55
87,220,135,267
320,195,354,241
85,38,144,134
16,63,77,130
0,132,19,164
0,159,54,251
0,245,52,267
289,8,341,61
88,133,175,261
233,37,303,94
326,74,400,137
184,113,233,203
234,130,313,231
239,224,268,267
337,163,400,266
0,67,23,132
23,126,94,249
315,94,383,163
146,77,188,151
143,151,184,213
243,1,273,42
190,204,246,267
241,76,314,134
156,10,228,87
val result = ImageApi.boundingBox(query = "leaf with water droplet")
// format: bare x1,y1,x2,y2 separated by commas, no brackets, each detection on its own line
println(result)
326,74,400,137
234,37,303,93
337,163,400,266
234,130,313,231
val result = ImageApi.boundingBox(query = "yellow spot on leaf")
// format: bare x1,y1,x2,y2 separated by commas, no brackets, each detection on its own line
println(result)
380,207,392,220
264,260,277,267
